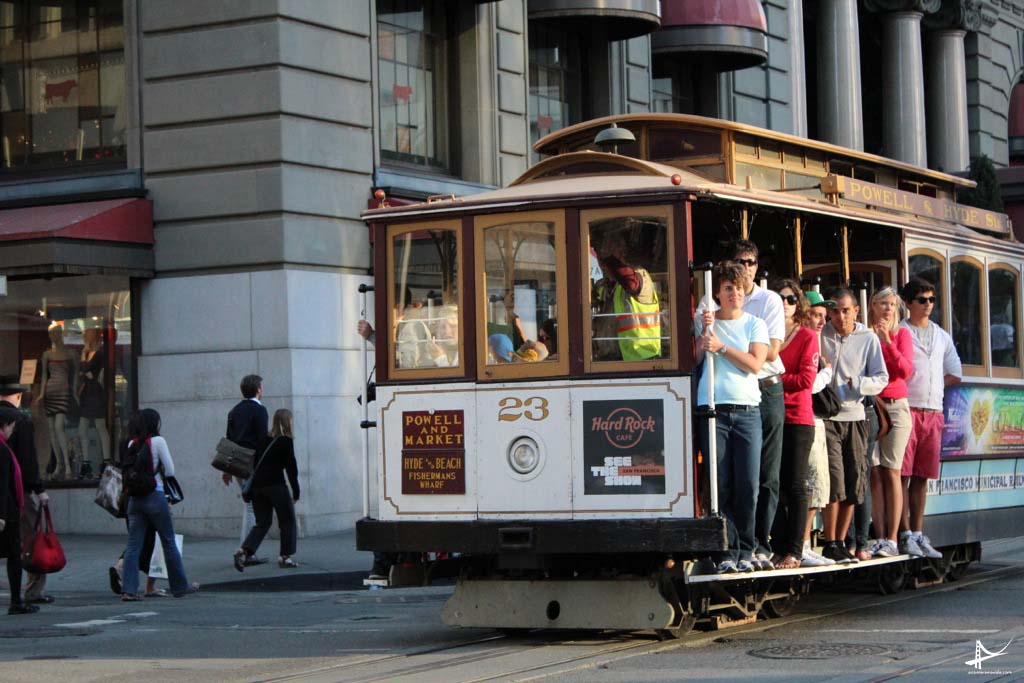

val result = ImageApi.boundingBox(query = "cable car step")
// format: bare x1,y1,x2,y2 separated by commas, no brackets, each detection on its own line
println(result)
442,578,678,631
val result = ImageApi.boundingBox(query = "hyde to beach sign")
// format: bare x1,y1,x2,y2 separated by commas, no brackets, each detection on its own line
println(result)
401,410,466,494
583,400,665,495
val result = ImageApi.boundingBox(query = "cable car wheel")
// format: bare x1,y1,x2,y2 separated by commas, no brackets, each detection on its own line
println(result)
875,561,908,595
758,579,801,619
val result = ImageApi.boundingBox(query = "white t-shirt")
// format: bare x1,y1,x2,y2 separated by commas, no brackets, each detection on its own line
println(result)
697,283,785,379
695,313,769,406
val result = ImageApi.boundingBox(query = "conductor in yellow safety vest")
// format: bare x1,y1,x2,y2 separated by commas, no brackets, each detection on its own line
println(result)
599,245,661,361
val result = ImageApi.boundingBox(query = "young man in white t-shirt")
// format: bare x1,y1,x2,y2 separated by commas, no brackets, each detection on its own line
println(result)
698,241,786,569
898,278,962,558
695,261,769,573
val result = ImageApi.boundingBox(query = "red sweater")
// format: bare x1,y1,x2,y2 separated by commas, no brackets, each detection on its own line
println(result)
779,326,819,426
878,326,914,399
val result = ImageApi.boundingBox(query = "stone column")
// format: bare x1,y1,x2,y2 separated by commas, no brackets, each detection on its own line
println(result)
788,0,808,138
923,1,982,173
817,0,863,150
865,1,941,166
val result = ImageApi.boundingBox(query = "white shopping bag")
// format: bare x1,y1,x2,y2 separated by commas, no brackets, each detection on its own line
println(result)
148,534,184,579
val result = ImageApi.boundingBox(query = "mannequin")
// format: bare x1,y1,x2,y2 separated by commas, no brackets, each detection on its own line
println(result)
38,323,76,479
77,327,110,474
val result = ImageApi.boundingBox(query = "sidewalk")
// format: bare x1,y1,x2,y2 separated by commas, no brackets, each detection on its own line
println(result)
7,531,376,595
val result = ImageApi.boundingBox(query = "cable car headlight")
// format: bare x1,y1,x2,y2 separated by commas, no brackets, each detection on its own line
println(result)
508,437,540,475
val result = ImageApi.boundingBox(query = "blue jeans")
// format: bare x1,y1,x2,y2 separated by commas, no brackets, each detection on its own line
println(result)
755,380,785,555
123,490,189,596
698,407,762,562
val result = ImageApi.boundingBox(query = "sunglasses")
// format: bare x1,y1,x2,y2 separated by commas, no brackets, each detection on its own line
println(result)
915,296,937,304
780,294,799,305
737,258,758,267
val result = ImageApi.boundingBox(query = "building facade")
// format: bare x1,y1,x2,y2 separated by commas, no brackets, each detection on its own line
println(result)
1,0,1022,537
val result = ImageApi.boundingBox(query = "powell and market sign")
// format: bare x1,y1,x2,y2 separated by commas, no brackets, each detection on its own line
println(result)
820,175,1011,236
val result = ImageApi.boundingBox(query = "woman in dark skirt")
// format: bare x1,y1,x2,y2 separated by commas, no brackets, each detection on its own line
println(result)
0,406,37,614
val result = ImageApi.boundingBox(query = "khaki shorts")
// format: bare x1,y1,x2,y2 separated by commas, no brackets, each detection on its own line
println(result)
806,419,830,509
872,398,913,470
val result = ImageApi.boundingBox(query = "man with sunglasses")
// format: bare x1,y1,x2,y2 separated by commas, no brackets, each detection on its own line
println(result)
698,240,786,570
898,278,962,559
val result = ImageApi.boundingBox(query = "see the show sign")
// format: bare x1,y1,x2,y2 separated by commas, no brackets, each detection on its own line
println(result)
401,410,465,494
583,400,665,495
821,175,1010,236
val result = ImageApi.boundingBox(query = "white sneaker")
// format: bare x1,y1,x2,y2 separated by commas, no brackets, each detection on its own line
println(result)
737,559,757,573
801,550,826,567
717,560,738,574
916,534,943,559
873,539,898,558
899,532,924,557
864,539,881,556
807,548,836,566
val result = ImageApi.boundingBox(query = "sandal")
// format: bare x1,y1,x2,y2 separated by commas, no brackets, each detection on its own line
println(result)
172,582,200,598
145,588,169,598
109,566,122,595
279,556,299,569
773,555,801,570
121,593,142,602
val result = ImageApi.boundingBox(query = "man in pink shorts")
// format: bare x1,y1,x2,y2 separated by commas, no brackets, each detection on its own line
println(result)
898,278,962,558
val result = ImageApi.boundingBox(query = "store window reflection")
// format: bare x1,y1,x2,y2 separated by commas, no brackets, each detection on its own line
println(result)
0,0,126,173
0,275,133,485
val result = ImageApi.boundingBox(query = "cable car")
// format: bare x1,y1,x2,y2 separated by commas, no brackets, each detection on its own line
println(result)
356,114,1024,633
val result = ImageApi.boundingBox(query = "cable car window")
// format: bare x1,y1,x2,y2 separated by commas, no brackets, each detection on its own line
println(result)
989,267,1019,369
735,162,782,190
482,221,559,365
950,258,983,366
388,223,462,376
582,206,676,371
908,252,944,326
647,128,721,161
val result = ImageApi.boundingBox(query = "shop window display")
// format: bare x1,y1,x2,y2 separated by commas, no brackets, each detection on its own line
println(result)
0,0,126,173
0,274,133,485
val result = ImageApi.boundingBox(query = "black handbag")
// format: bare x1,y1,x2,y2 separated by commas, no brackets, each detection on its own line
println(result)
164,476,184,505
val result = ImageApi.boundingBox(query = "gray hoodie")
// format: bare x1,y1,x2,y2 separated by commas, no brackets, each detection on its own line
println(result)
820,321,889,421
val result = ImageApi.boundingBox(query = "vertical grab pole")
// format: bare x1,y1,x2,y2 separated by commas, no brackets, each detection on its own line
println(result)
358,283,373,519
703,268,719,516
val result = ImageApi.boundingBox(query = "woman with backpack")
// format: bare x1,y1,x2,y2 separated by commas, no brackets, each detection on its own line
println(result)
233,409,300,571
120,409,198,600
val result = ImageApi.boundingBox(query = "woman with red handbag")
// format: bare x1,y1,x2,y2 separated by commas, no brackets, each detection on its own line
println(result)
0,406,37,614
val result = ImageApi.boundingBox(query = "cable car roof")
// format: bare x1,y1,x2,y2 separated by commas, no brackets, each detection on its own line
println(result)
533,113,977,189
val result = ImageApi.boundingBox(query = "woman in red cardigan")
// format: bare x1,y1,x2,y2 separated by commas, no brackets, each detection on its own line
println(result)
770,279,820,569
867,287,914,558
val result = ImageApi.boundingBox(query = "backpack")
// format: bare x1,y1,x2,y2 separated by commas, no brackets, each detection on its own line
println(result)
122,438,156,498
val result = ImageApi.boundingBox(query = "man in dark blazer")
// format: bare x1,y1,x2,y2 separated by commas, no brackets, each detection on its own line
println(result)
223,374,268,565
0,375,52,605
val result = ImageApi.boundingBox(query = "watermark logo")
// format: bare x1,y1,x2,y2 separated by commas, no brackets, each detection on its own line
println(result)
965,638,1012,674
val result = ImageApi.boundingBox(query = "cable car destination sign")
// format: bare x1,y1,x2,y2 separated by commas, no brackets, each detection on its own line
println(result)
820,175,1010,236
401,410,466,494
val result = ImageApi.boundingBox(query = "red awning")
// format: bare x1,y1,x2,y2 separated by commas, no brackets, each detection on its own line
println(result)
0,198,154,277
0,197,153,244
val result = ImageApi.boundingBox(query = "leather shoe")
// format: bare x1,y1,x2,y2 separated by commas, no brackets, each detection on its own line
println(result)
8,603,40,615
27,595,55,604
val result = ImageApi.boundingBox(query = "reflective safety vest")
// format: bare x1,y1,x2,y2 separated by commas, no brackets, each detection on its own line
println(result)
613,269,661,361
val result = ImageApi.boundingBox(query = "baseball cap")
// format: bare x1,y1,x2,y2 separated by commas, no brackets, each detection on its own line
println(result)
804,291,836,308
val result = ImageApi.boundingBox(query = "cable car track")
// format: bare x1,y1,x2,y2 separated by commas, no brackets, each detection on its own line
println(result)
257,560,1024,683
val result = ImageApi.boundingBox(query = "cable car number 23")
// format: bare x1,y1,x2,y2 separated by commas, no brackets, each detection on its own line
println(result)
498,397,549,422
